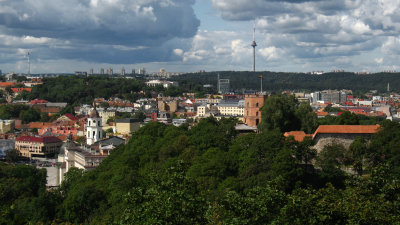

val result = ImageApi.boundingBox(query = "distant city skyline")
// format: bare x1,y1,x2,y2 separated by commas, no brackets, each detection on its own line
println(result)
1,0,400,74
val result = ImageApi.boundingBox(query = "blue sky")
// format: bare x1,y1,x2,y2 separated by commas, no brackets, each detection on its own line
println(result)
0,0,399,74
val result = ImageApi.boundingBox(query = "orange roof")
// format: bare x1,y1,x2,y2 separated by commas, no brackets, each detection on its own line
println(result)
0,82,15,87
39,107,61,113
284,131,312,142
11,88,32,93
315,111,328,116
28,122,53,129
313,125,380,138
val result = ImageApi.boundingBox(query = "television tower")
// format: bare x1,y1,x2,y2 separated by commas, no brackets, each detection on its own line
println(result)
27,51,31,76
251,22,257,72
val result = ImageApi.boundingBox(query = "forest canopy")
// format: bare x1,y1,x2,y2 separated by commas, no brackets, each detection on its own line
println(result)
1,110,400,224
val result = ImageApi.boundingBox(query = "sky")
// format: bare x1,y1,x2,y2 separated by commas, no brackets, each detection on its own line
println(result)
1,0,400,74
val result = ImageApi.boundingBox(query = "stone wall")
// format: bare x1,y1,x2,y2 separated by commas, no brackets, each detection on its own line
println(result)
314,133,372,152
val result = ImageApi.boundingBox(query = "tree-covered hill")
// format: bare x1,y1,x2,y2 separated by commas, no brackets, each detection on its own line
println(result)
174,71,400,93
2,112,400,224
27,76,148,105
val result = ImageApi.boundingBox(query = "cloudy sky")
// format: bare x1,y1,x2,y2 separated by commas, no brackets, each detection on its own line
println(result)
1,0,400,73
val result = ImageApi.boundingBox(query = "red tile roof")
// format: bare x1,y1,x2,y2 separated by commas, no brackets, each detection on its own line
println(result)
64,113,78,121
313,125,380,138
30,99,48,104
315,111,328,116
0,82,15,87
284,131,312,142
11,88,32,93
28,122,53,129
16,136,62,143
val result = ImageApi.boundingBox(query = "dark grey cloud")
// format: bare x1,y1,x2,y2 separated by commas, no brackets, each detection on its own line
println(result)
0,0,200,70
0,0,199,45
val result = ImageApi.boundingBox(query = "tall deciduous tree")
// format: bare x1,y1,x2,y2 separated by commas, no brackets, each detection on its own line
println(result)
259,94,301,133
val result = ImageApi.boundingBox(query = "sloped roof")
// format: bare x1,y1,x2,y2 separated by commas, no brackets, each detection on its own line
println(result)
28,122,52,129
235,124,258,131
16,136,62,143
284,131,312,142
64,113,78,121
11,88,32,93
30,99,48,104
0,82,15,87
313,125,380,139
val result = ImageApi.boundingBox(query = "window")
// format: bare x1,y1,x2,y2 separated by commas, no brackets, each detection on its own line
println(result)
93,131,96,138
87,131,90,137
89,121,91,126
256,103,259,107
256,111,259,116
98,121,100,126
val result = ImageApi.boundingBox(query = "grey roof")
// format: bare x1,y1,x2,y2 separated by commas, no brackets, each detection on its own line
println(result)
235,124,258,131
218,100,244,107
95,136,125,146
46,102,68,108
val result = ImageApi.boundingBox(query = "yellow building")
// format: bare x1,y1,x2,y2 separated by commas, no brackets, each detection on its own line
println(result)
115,118,141,135
15,136,62,158
0,120,14,134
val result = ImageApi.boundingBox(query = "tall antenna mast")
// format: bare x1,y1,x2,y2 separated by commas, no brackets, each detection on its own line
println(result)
27,51,31,76
217,73,220,94
251,21,257,72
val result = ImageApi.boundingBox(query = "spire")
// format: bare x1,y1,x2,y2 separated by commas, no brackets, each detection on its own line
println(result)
89,100,99,118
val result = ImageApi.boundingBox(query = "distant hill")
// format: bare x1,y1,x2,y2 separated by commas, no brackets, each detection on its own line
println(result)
173,71,400,93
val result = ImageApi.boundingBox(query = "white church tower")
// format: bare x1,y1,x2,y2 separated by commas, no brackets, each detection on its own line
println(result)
86,107,102,145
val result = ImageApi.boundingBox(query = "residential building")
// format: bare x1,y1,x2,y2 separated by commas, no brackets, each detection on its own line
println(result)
10,88,32,97
0,120,14,134
172,119,187,126
98,110,116,125
158,100,178,113
146,80,178,88
15,136,62,158
216,100,244,117
312,90,347,103
115,118,141,135
218,78,230,94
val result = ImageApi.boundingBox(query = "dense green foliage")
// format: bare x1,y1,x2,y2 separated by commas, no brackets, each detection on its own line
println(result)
318,111,384,126
174,71,400,93
1,95,399,224
1,116,400,224
0,163,61,224
259,95,318,133
27,76,146,104
0,104,41,123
